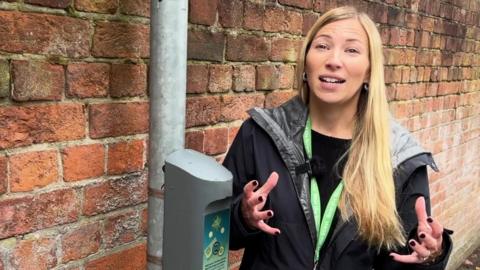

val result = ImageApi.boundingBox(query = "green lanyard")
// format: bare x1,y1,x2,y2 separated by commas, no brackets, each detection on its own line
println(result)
303,116,344,263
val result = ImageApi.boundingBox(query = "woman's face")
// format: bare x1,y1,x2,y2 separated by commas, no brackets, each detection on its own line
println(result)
305,18,370,107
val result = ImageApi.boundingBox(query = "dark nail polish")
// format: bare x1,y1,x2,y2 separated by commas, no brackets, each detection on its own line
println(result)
427,217,433,223
419,233,426,239
275,231,280,235
267,211,273,217
389,255,394,259
409,241,416,247
252,180,258,187
258,196,263,202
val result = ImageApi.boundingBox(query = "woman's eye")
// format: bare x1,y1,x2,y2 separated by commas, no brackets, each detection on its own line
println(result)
346,48,359,54
315,43,328,50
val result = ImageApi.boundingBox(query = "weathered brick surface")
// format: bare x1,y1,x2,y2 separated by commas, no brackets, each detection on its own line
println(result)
185,130,204,152
209,65,232,93
0,11,91,57
188,30,225,62
119,0,150,17
270,38,302,62
9,150,58,192
243,2,264,31
221,94,265,122
107,140,144,175
67,63,110,98
75,0,118,14
0,60,10,98
12,61,63,101
104,211,139,248
25,0,71,8
62,144,105,182
263,7,303,34
226,34,269,62
89,102,149,138
186,96,222,127
110,63,147,98
233,65,256,92
256,65,280,90
93,22,149,58
0,189,79,239
85,244,146,270
204,128,228,155
62,222,101,262
279,0,312,9
83,173,147,216
187,64,209,94
189,0,218,26
279,65,295,89
10,236,57,270
219,0,243,28
0,104,86,149
0,156,6,195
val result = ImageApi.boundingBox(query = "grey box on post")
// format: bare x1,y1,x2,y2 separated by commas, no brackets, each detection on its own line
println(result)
163,149,233,270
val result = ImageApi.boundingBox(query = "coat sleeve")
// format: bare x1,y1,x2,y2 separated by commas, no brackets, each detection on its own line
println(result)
373,165,453,270
222,119,262,250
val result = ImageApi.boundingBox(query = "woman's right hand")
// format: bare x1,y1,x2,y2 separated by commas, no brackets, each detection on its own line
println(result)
240,172,281,235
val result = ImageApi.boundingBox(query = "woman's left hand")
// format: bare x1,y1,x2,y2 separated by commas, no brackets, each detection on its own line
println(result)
390,196,444,264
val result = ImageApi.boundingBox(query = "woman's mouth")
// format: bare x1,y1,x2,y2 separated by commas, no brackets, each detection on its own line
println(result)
319,76,346,84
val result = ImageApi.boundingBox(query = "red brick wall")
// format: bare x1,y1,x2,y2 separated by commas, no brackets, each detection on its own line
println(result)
186,1,480,270
0,0,149,269
0,0,478,270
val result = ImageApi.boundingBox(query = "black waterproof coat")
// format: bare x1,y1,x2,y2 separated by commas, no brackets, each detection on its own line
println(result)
223,97,452,270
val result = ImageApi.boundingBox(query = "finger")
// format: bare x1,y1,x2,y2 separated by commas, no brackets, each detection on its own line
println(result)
256,172,279,196
390,252,421,264
418,231,441,250
408,239,431,258
427,217,444,239
253,210,274,221
257,220,281,235
415,196,429,224
245,194,266,209
243,180,259,197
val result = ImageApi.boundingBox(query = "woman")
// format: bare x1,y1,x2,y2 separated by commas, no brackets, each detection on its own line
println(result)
223,6,452,270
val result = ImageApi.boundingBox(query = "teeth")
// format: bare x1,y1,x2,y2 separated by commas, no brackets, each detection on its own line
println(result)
320,77,344,83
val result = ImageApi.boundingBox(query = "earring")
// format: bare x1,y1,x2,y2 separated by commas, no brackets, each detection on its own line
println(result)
363,83,369,92
302,72,307,82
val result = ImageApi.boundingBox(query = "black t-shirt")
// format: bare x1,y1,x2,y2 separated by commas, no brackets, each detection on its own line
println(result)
311,130,351,259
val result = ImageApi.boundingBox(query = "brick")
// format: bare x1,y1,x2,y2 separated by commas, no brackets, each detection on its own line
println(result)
303,13,319,35
395,84,415,100
0,156,6,195
221,94,265,122
0,196,34,238
209,65,232,93
0,103,85,149
107,140,144,175
185,130,204,152
233,65,255,92
188,30,225,62
10,237,57,270
187,64,209,94
369,2,388,24
62,144,105,182
279,0,312,8
10,151,58,192
264,7,303,34
387,7,404,26
279,65,295,89
110,63,147,97
186,96,221,127
189,0,218,26
104,211,139,248
34,189,79,230
67,63,109,98
228,126,240,146
401,67,410,83
243,2,264,31
219,0,243,28
12,61,63,101
0,11,90,57
405,12,419,29
119,0,149,17
83,173,147,216
140,208,148,236
75,0,117,13
85,244,146,270
25,0,71,8
265,91,296,108
89,102,149,138
384,48,403,65
93,22,149,58
62,223,101,262
257,65,280,90
204,128,228,155
0,60,9,98
226,34,268,62
270,38,302,62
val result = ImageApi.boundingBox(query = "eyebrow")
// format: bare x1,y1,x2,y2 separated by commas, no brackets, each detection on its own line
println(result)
313,34,363,43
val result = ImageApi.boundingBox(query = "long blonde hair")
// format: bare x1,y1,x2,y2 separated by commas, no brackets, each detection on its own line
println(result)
297,6,405,249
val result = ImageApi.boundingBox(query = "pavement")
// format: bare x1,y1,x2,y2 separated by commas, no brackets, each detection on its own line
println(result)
457,247,480,270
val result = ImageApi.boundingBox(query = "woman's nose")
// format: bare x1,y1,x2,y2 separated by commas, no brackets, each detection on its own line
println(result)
325,51,342,70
